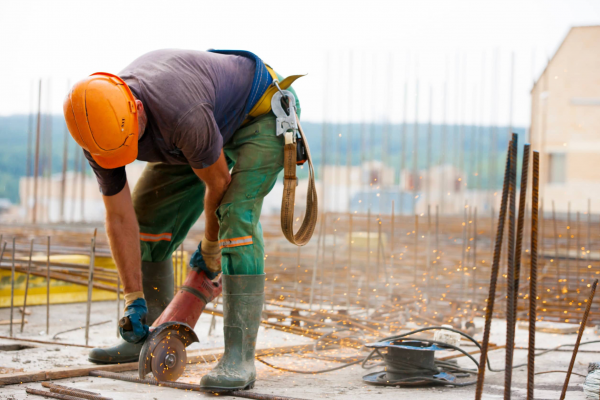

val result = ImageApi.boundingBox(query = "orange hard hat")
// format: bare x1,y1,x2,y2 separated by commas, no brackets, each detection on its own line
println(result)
63,72,139,169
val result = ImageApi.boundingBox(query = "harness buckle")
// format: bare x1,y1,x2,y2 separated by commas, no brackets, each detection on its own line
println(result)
271,90,298,137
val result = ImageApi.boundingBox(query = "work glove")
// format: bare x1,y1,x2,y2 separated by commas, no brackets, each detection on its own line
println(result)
119,296,150,344
190,237,222,280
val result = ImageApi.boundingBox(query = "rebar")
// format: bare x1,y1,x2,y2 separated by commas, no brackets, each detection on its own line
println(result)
474,140,512,400
559,279,598,400
90,370,308,400
41,382,112,400
504,134,518,400
527,151,539,400
21,238,34,333
26,388,102,400
32,80,42,224
576,211,581,290
85,235,96,346
10,237,16,337
42,382,102,397
513,144,530,308
46,235,51,334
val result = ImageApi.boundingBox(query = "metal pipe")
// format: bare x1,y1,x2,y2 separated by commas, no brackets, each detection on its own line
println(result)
527,151,539,400
559,279,598,400
46,236,50,334
504,134,518,400
20,238,34,333
85,234,96,346
474,140,512,400
10,237,16,337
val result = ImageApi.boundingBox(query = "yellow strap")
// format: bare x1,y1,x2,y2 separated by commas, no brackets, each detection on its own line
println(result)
246,66,305,120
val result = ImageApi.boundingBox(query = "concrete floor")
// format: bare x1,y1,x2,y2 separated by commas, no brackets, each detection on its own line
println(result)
0,301,598,399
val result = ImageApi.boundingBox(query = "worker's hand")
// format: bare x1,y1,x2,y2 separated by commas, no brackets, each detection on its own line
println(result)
119,297,150,344
201,237,222,274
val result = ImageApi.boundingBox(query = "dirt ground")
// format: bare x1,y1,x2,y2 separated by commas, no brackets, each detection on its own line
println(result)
1,301,598,399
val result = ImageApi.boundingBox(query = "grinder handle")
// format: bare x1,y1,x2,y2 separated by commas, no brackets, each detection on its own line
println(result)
118,316,133,331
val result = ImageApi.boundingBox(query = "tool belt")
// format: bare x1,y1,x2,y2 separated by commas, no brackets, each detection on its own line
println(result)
207,50,317,246
251,67,318,246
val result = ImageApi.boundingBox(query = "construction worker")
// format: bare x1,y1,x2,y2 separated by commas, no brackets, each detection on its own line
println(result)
63,49,302,390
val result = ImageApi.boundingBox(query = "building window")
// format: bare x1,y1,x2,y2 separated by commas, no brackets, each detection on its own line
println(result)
548,153,566,184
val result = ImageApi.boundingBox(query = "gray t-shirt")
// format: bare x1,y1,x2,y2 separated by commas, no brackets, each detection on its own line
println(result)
84,49,255,196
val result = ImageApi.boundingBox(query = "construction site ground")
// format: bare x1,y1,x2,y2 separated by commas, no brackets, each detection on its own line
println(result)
1,301,598,399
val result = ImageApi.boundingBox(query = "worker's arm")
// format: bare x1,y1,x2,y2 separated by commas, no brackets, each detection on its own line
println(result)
102,181,142,294
192,150,231,242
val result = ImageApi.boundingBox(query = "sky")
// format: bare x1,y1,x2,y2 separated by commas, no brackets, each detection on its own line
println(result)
1,0,599,127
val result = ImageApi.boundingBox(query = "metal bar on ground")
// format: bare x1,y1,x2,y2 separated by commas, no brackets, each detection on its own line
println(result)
21,238,34,333
559,279,598,400
527,150,539,400
26,388,105,400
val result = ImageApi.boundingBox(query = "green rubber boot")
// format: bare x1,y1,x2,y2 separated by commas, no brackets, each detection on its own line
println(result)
88,259,174,364
200,274,265,391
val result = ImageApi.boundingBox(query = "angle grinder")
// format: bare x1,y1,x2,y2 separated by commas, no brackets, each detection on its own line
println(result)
119,269,222,382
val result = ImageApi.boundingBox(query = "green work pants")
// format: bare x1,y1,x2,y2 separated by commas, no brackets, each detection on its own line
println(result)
132,111,285,276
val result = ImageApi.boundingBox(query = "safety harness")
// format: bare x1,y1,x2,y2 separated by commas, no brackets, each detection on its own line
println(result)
209,50,318,246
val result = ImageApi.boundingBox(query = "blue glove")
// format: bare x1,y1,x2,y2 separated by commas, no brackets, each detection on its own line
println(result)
119,298,150,344
190,240,220,280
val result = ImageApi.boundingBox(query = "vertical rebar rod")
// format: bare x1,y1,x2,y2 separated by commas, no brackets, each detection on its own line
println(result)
527,151,539,400
32,80,42,224
414,214,419,287
46,236,50,334
566,202,571,291
25,82,34,222
587,199,591,277
366,209,372,316
400,76,409,215
294,241,301,310
309,215,325,311
10,237,16,337
346,212,353,310
576,211,581,291
435,205,440,307
116,275,121,338
559,279,598,400
504,134,518,400
461,201,468,293
85,234,96,346
319,215,327,310
20,238,34,333
552,201,560,292
60,82,69,222
330,218,337,311
472,207,478,302
412,81,420,215
474,140,512,400
426,204,432,300
512,144,530,318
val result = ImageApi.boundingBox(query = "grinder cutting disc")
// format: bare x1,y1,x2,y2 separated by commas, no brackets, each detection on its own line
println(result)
139,322,199,381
